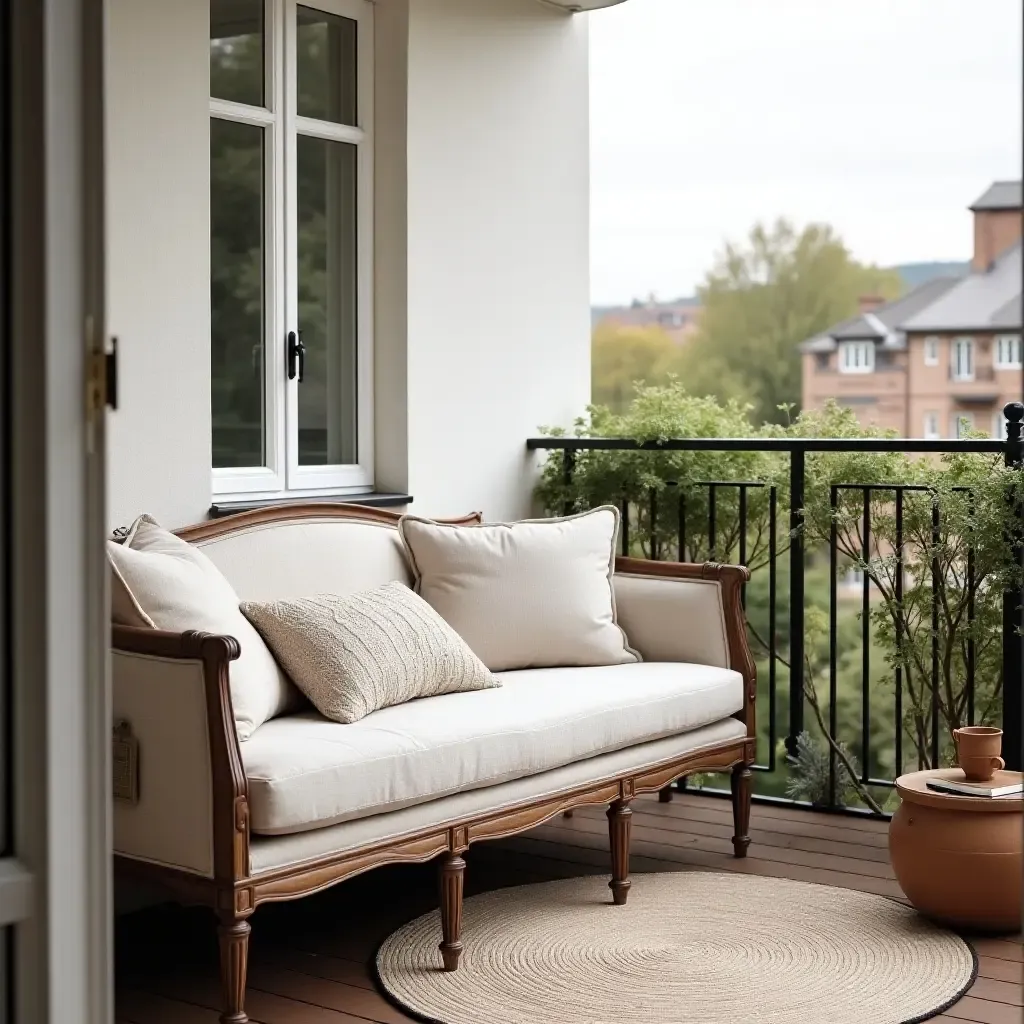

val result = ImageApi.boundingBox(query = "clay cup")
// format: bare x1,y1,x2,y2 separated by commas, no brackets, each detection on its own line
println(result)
953,726,1005,782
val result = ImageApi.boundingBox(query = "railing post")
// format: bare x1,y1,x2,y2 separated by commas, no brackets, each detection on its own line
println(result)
562,447,576,517
1002,402,1023,772
786,446,805,760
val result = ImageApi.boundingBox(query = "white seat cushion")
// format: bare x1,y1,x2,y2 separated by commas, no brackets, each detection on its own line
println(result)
242,662,744,835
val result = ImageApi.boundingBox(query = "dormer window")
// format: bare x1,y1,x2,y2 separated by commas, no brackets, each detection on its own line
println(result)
839,340,874,374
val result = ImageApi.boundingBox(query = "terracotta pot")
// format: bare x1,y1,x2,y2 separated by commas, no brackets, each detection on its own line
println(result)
889,769,1021,932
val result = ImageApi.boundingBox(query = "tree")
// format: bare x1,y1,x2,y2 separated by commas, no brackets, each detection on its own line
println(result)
678,219,903,426
591,324,684,414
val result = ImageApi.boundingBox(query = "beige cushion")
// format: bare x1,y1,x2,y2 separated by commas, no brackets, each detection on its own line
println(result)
249,718,749,874
240,583,500,725
399,507,639,672
241,661,744,834
613,573,731,668
107,515,297,741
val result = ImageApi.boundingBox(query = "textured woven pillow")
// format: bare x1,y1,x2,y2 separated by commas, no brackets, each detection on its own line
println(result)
107,514,298,741
398,506,640,672
240,582,500,724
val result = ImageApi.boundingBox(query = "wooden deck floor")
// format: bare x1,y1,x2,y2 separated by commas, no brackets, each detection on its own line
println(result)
115,792,1023,1024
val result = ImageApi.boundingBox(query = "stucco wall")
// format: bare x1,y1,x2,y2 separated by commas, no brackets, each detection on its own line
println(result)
105,0,590,529
106,0,211,531
403,0,591,521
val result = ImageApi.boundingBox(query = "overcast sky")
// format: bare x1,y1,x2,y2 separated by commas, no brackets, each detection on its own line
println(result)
589,0,1023,305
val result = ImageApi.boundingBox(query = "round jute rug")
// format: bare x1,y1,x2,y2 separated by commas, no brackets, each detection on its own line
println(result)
374,871,976,1024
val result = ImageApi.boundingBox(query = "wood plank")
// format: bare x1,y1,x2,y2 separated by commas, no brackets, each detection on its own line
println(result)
117,988,236,1024
941,995,1024,1024
546,814,895,880
967,977,1024,1006
978,956,1024,984
667,792,892,834
518,821,906,898
252,947,376,991
251,966,410,1024
973,939,1024,963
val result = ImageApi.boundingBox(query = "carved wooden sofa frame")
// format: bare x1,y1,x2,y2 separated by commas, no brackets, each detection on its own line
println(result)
112,504,756,1024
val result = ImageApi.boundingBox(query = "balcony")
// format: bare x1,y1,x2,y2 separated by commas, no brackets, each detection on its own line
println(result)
112,410,1024,1024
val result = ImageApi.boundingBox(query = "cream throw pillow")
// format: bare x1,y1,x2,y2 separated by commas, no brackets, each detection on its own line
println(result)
240,582,500,724
107,514,298,741
398,506,640,672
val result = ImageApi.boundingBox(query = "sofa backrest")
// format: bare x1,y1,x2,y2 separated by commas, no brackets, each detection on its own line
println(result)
177,505,481,602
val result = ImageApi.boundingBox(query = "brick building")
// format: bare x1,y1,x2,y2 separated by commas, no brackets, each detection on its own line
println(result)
800,181,1022,437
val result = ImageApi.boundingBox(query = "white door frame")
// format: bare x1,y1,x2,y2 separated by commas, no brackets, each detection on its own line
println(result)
8,0,112,1021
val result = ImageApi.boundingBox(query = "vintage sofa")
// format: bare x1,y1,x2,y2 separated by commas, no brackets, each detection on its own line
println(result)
111,504,756,1024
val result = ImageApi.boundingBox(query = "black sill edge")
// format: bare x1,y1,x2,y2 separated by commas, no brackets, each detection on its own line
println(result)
209,492,413,519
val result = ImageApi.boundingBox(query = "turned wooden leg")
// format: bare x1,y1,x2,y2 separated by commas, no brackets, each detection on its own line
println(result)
217,912,251,1024
731,763,752,859
438,852,466,971
658,784,674,803
607,798,632,905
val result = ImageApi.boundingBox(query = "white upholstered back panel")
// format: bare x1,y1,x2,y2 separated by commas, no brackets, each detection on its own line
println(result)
194,519,414,601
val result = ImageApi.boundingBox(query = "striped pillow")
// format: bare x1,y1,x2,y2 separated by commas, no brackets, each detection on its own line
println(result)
240,582,499,724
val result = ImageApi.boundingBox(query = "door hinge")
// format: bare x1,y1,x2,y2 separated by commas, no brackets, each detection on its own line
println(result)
87,336,118,416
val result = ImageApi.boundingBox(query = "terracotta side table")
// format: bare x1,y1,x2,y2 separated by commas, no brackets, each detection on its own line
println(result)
889,768,1021,932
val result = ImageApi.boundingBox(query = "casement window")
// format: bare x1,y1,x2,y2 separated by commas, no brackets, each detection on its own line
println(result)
994,334,1022,369
838,340,874,374
950,336,974,381
210,0,373,497
950,412,974,439
923,412,940,440
992,411,1008,439
923,336,939,366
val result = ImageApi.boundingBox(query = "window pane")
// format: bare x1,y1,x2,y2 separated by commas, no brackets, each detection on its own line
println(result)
297,135,358,466
211,118,266,469
296,7,357,125
211,0,264,107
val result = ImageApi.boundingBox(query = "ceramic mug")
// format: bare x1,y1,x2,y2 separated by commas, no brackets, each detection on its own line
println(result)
953,726,1004,782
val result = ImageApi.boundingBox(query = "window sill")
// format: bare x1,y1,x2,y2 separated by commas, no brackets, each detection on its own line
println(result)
209,492,413,519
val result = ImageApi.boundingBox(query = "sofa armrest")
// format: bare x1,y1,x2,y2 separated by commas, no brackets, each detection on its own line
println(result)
613,557,756,738
112,626,250,884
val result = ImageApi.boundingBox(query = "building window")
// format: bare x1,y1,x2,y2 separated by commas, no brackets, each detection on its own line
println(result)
210,0,374,497
923,412,940,440
923,336,939,366
950,412,974,438
995,334,1021,369
950,337,974,381
992,411,1008,439
814,352,829,371
838,340,874,374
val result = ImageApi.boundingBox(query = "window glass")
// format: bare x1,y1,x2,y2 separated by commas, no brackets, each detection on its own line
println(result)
211,0,265,107
996,335,1021,367
211,118,266,469
296,135,358,466
297,7,357,125
924,337,939,365
923,413,939,439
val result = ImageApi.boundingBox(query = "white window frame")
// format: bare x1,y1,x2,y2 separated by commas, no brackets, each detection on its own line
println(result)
838,340,875,374
950,336,974,381
211,0,374,499
923,412,940,440
950,412,974,439
994,334,1021,370
992,411,1008,439
923,336,939,366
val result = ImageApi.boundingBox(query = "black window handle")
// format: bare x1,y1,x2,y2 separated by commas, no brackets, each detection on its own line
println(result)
287,330,306,383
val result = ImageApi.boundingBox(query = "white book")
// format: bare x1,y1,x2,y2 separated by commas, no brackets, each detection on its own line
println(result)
925,771,1023,798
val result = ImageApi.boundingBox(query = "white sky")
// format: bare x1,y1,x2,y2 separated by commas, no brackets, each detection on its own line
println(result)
589,0,1024,305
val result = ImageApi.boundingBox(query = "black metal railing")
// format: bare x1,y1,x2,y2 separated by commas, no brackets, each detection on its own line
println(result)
527,403,1024,817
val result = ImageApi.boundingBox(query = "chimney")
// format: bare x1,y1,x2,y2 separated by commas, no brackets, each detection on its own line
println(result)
969,181,1022,272
857,295,886,315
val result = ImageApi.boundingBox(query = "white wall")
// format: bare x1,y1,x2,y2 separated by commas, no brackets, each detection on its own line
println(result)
106,0,211,530
404,0,591,521
104,0,591,529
